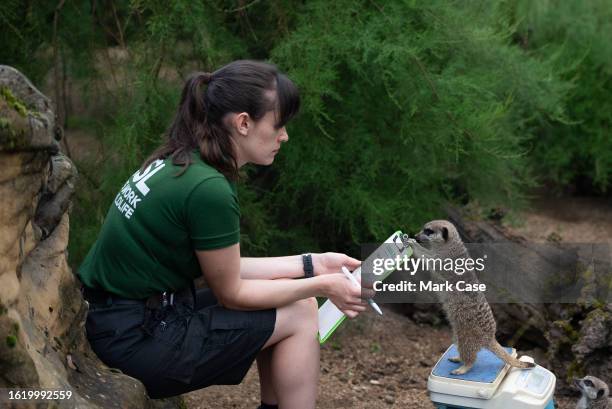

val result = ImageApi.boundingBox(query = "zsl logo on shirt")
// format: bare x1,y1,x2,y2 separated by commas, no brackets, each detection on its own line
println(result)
113,159,165,219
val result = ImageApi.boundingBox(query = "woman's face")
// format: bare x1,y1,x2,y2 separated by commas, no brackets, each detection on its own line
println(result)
233,109,289,167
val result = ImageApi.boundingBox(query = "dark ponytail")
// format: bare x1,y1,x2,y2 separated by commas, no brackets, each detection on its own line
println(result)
142,60,300,180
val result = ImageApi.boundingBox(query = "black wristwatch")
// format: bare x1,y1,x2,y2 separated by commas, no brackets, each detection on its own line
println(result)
302,253,314,278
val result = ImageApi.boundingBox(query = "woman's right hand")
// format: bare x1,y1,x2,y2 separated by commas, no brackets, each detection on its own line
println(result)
322,273,373,318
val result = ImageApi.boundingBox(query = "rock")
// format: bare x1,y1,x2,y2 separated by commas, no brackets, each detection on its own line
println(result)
0,66,183,408
0,65,58,153
34,154,78,239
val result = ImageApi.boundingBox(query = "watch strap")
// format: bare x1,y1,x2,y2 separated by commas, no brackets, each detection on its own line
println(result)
302,253,314,278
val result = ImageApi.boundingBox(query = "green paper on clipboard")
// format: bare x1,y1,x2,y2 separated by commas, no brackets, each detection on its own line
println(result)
318,230,413,344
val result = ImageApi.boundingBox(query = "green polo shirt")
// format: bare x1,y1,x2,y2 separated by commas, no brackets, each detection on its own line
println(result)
78,152,240,299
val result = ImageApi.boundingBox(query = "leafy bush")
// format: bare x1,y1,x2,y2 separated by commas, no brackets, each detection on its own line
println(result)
2,0,608,264
267,0,567,249
507,0,612,192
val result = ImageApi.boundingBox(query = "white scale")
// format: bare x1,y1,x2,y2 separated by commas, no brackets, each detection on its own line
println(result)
428,345,556,409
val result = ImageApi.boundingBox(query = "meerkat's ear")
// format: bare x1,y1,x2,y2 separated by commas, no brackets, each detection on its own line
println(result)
442,227,449,241
597,389,605,399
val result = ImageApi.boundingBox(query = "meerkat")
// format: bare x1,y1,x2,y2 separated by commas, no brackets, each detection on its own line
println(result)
575,376,611,409
409,220,535,375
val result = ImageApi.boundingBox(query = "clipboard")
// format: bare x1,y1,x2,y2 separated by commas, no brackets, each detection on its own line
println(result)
318,230,412,343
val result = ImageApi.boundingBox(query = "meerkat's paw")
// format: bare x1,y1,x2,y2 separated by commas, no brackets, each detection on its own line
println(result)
451,365,473,375
406,238,435,260
448,356,462,363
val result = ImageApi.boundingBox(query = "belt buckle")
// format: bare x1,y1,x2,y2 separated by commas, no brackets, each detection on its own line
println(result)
162,292,168,308
161,291,175,308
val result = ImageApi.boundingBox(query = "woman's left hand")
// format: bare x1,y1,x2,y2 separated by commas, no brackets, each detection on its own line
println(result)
312,252,361,276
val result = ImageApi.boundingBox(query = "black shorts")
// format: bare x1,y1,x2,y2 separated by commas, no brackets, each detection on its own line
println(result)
84,288,276,399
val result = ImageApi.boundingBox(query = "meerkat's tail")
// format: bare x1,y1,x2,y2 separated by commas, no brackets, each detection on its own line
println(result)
489,341,535,369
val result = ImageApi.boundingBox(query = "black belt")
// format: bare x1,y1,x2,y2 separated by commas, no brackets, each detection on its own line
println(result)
81,286,194,309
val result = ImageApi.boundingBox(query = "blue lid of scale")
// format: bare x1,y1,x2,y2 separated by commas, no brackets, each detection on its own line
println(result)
432,344,514,383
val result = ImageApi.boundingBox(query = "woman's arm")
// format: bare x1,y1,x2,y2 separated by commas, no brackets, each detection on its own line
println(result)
196,244,370,315
240,256,303,279
240,253,362,279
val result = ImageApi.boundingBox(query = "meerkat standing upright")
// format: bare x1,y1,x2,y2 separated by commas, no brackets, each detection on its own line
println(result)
575,376,611,409
410,220,535,375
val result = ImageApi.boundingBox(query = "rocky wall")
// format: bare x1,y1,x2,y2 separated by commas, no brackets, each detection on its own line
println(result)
0,65,181,409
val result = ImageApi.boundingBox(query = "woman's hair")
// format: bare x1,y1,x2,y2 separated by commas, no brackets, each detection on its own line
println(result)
142,60,300,180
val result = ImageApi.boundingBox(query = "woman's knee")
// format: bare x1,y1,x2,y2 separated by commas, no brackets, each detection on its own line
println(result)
295,297,318,330
264,297,319,348
284,297,318,333
297,296,317,312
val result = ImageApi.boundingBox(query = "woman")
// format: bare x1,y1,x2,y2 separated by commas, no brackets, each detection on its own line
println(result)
78,60,370,409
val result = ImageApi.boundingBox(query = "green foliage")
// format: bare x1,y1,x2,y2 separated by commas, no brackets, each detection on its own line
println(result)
506,0,612,192
1,0,609,265
268,0,566,249
65,1,278,263
0,0,51,83
68,78,178,264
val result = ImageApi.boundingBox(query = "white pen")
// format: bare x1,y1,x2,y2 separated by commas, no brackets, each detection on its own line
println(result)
341,266,383,316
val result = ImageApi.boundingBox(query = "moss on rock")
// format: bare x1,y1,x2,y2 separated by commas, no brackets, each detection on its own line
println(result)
6,335,16,348
552,319,581,343
0,97,30,150
0,86,28,116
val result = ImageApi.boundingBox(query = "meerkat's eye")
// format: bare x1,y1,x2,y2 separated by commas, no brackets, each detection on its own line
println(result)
584,380,594,387
424,228,434,236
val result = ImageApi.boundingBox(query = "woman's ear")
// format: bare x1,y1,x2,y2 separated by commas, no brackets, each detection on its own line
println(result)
233,112,250,136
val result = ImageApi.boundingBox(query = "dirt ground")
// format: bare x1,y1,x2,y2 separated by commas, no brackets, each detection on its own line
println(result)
184,306,449,409
506,196,612,245
183,196,612,409
184,306,577,408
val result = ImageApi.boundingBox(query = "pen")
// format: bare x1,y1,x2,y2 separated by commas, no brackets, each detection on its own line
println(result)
341,266,383,316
